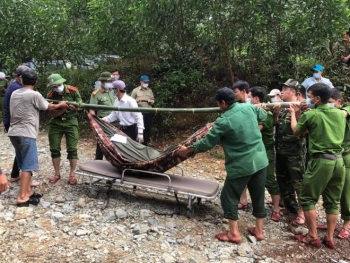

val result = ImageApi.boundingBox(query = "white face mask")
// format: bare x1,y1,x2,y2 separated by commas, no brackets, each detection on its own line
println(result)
271,97,278,103
54,84,64,93
142,83,149,88
104,83,113,89
327,103,335,108
114,76,120,80
245,98,251,104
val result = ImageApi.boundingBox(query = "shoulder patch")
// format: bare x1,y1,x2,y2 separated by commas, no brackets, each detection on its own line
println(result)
47,90,55,98
92,89,100,96
67,86,78,93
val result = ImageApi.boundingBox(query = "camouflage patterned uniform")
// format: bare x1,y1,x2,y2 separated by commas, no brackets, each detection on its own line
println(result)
275,108,306,214
331,39,350,68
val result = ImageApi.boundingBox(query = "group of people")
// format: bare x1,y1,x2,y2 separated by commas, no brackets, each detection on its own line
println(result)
0,54,349,248
178,62,349,249
0,66,156,207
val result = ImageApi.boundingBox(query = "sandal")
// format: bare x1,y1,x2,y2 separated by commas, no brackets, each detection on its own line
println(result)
215,232,242,244
323,237,336,249
238,202,249,210
338,228,350,239
291,216,305,226
295,234,321,248
68,177,77,185
30,192,43,199
271,211,280,222
247,227,264,241
16,197,40,207
49,175,60,184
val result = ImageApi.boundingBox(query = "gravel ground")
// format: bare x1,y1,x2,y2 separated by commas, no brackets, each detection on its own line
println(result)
0,128,350,263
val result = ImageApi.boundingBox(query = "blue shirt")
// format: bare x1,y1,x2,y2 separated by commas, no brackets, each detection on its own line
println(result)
301,77,334,93
4,81,22,125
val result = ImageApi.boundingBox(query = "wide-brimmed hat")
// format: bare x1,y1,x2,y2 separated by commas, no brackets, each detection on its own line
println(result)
98,72,112,81
47,74,66,87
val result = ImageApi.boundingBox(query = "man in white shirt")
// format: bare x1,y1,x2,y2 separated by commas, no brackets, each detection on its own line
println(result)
102,80,144,143
301,64,334,96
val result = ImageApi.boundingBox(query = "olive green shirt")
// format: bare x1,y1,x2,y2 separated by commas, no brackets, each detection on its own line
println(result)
259,111,274,149
48,84,82,119
191,103,268,179
89,89,115,118
296,104,346,155
275,107,306,156
341,105,350,151
130,86,154,108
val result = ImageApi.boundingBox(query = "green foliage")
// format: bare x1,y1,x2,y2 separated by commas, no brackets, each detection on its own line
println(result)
1,0,350,134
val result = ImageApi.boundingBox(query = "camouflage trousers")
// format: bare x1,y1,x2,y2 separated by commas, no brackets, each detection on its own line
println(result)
275,153,305,214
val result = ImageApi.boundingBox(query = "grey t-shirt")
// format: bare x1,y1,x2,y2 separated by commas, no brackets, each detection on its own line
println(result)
8,88,49,138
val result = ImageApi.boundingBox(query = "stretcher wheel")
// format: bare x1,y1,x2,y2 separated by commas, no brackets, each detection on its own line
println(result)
186,209,194,218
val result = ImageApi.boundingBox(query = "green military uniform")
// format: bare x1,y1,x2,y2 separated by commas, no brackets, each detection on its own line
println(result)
296,104,345,214
341,105,350,220
47,84,82,159
191,103,268,220
260,111,279,196
89,88,115,118
0,79,7,123
275,107,306,214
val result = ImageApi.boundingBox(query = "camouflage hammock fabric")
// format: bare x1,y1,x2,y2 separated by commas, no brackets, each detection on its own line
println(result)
87,113,214,173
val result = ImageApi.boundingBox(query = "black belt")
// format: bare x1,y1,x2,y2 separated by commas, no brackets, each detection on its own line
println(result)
342,151,350,157
54,116,77,121
119,123,136,130
312,153,342,160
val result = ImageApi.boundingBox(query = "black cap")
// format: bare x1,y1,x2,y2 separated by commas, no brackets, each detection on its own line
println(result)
210,87,236,103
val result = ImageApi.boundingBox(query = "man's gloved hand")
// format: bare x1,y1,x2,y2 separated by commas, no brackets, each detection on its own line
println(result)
137,134,144,143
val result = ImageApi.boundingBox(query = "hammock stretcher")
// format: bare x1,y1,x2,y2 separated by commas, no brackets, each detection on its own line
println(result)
75,113,220,215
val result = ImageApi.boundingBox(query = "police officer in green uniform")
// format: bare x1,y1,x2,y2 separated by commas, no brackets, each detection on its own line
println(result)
248,86,281,222
273,79,306,224
328,89,350,239
131,75,155,146
0,72,8,124
46,74,82,185
290,83,346,249
89,72,115,160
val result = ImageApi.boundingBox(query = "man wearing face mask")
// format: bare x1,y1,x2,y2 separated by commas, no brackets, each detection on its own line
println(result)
89,72,116,160
131,75,154,146
111,69,120,80
290,83,345,249
47,73,82,185
103,80,144,143
301,64,334,98
267,89,282,103
273,79,306,225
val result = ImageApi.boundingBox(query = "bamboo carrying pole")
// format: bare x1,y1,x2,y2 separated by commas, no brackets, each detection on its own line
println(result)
47,99,300,113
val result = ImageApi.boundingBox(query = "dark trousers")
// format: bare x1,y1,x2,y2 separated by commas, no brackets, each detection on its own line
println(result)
120,123,137,141
142,113,154,146
5,124,20,178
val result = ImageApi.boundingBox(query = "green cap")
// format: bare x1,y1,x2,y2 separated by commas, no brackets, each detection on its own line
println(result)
98,72,112,81
47,74,66,87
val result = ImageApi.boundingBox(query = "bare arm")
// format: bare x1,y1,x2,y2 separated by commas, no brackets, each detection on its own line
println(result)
48,101,69,117
273,104,281,126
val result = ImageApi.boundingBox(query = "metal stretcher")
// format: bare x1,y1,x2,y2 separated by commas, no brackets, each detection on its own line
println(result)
75,160,221,217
